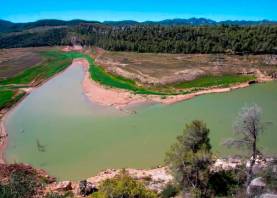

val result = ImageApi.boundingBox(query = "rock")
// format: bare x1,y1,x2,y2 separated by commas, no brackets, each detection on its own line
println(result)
79,180,98,196
54,181,72,191
247,177,266,196
271,72,277,79
250,177,266,187
248,80,258,85
260,193,277,198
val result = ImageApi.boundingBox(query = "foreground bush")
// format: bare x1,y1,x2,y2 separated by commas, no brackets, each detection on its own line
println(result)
160,183,180,198
208,167,247,196
165,120,212,197
0,169,39,198
91,170,157,198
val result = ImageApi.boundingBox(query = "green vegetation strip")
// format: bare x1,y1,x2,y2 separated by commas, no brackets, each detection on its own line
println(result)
175,75,255,89
64,52,167,95
0,87,25,110
0,51,72,85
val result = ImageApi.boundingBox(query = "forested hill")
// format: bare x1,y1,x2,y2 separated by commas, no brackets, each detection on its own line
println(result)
0,18,277,54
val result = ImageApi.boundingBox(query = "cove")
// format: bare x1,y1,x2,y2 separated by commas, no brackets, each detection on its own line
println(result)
4,62,277,180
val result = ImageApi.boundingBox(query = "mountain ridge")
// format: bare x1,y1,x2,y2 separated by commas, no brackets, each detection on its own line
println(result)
1,17,276,33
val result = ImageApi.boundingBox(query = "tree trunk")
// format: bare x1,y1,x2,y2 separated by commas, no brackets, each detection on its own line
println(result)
246,136,257,189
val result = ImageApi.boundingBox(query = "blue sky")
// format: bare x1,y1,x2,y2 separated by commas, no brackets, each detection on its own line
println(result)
1,0,277,22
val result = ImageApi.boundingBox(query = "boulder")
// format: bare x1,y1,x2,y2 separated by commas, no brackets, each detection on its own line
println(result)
247,177,266,196
260,193,277,198
271,72,277,79
79,180,98,196
54,181,72,191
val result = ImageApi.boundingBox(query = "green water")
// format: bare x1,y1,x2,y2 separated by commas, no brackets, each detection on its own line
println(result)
5,63,277,180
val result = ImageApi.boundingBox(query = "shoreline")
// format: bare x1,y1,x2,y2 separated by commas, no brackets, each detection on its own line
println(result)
0,113,7,164
79,58,273,109
0,60,81,164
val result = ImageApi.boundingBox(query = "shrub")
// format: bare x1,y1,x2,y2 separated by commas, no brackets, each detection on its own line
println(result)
92,170,157,198
165,120,212,197
3,169,39,198
160,183,180,198
0,183,14,198
208,167,247,196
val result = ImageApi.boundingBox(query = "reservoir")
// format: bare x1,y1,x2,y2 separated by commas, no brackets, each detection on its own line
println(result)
5,62,277,180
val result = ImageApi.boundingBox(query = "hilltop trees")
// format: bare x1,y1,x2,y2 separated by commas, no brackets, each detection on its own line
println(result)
1,24,277,54
165,120,213,197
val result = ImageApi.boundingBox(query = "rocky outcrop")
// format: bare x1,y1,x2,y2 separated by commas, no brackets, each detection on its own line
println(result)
51,181,72,191
78,180,97,197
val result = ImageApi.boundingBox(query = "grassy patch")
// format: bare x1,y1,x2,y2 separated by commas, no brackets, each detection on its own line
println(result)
0,89,14,109
175,75,255,89
0,51,73,85
0,87,25,110
64,52,167,95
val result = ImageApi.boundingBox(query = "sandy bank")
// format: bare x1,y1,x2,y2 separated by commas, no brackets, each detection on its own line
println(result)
0,115,7,164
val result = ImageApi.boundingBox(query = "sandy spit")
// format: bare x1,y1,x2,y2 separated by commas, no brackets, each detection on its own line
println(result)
78,58,271,109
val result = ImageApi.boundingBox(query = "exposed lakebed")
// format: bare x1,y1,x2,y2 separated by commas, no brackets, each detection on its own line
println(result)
4,63,277,180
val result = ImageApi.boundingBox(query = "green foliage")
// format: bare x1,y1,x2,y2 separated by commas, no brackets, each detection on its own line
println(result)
0,169,39,198
0,183,14,198
160,183,180,198
0,89,14,109
0,87,25,110
0,51,72,85
92,170,157,198
89,192,106,198
175,75,255,89
165,120,213,197
208,167,247,196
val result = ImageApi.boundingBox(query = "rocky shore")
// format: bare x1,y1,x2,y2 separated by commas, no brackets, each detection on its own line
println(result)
1,156,274,197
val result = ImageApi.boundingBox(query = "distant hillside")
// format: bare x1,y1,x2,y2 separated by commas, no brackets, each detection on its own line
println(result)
103,20,139,26
0,19,100,33
1,18,277,32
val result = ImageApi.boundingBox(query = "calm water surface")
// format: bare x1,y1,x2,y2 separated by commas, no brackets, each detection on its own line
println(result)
5,63,277,180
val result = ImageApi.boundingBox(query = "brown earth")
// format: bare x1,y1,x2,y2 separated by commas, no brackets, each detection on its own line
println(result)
96,51,277,85
0,47,61,79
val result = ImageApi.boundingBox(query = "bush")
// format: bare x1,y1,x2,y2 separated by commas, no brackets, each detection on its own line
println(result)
0,169,39,198
0,183,14,198
91,170,157,198
208,167,246,196
90,192,106,198
160,183,180,198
